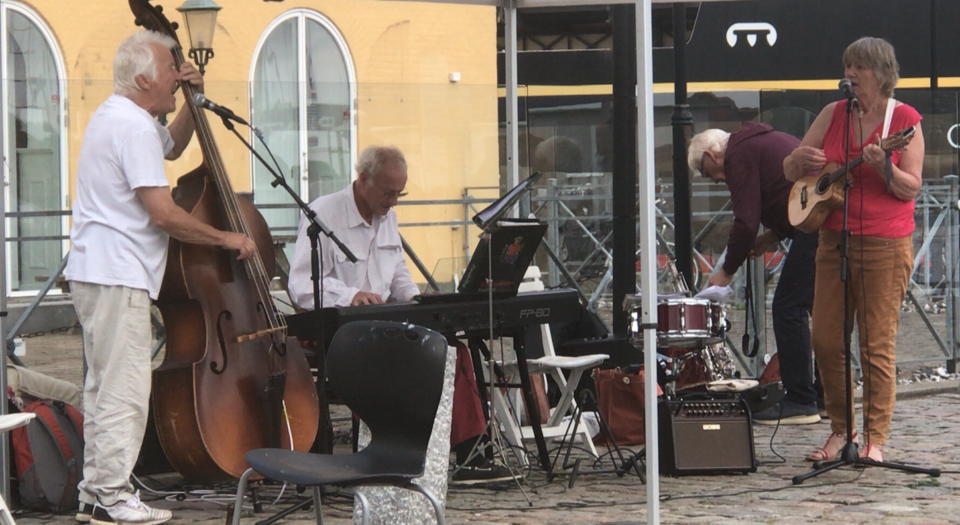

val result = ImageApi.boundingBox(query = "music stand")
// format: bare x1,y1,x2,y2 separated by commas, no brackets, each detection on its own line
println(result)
792,99,939,484
473,171,542,230
453,172,549,491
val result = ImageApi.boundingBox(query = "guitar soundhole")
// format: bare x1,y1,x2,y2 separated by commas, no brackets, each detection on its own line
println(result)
816,176,830,194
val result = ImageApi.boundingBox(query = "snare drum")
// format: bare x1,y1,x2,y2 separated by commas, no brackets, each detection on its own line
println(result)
626,296,726,347
657,298,714,341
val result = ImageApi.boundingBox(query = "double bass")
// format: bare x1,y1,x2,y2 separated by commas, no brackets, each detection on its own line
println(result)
130,0,319,482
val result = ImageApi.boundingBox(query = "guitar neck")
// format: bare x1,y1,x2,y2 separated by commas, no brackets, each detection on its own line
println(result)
825,155,865,186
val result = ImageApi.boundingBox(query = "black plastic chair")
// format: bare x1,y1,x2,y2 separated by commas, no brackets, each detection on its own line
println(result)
231,320,448,525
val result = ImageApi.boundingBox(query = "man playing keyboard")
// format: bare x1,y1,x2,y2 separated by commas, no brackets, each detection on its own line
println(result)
287,144,512,485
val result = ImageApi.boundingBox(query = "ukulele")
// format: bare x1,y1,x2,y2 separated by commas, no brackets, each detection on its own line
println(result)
787,126,915,234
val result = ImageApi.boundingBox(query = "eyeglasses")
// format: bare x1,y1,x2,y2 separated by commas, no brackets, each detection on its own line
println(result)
699,154,707,178
374,184,408,200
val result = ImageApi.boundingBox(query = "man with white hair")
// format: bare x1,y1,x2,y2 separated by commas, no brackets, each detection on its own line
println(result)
66,30,256,525
289,145,514,486
688,122,821,426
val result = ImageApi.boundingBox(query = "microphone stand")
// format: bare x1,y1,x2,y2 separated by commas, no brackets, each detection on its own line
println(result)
793,99,940,484
217,116,357,455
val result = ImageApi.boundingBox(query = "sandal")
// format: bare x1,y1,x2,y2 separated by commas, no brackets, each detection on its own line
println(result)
860,443,884,462
806,430,858,462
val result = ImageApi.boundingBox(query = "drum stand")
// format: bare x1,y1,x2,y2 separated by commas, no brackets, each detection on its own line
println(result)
792,100,939,484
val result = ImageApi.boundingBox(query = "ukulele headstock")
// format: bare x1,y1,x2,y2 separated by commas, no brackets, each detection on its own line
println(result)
880,126,916,153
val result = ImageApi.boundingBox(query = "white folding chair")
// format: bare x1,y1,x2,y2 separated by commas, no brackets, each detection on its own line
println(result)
0,412,37,525
491,266,607,462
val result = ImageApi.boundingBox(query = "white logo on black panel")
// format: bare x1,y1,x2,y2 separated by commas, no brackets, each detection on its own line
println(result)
726,23,778,47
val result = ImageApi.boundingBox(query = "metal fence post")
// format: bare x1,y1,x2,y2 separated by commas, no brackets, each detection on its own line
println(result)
946,175,959,375
547,178,560,287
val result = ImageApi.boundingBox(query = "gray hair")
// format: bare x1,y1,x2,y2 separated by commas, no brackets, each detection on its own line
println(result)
842,37,899,98
687,129,730,177
356,145,407,182
114,30,178,97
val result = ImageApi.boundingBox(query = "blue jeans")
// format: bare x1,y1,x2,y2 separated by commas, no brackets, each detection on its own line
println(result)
772,231,819,407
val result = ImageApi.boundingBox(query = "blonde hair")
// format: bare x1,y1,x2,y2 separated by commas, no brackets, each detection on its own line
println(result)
842,37,899,98
114,30,177,97
687,129,730,177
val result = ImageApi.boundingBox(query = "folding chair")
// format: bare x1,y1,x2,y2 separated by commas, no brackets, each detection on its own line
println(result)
0,412,37,525
491,266,607,462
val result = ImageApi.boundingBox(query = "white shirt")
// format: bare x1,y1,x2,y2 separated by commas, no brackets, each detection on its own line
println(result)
288,184,420,309
64,94,175,299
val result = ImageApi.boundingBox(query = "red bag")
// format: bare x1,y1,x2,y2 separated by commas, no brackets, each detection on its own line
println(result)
11,399,84,513
592,367,661,446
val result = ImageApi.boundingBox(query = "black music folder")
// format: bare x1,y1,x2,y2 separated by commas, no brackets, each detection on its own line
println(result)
415,220,546,305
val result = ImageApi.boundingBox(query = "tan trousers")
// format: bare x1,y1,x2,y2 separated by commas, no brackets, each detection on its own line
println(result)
811,230,912,446
7,364,82,408
70,282,153,506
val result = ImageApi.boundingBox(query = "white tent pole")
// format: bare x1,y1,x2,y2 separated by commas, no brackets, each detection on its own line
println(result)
636,0,659,523
0,3,10,503
503,0,521,201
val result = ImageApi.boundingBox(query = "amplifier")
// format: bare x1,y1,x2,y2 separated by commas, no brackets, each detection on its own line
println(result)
658,398,757,476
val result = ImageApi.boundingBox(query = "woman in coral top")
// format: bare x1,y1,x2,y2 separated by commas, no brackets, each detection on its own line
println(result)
783,37,924,463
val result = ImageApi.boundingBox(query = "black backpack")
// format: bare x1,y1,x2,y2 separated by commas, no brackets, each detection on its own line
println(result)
10,399,84,513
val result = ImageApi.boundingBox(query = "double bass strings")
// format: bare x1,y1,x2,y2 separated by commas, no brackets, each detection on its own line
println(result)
172,45,287,345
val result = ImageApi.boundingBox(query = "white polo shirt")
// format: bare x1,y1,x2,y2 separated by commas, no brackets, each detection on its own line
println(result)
65,94,175,299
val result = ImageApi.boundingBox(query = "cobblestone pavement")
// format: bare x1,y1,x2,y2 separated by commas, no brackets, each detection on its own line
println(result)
10,331,960,525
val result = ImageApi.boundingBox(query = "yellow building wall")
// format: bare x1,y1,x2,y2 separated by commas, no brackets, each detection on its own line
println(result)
25,0,497,284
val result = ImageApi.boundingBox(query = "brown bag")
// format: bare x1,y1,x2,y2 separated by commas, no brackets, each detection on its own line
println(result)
592,367,661,446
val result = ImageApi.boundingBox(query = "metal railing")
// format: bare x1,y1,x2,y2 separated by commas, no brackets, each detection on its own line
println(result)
6,177,959,378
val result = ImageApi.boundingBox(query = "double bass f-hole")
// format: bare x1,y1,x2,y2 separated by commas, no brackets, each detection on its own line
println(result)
213,310,233,374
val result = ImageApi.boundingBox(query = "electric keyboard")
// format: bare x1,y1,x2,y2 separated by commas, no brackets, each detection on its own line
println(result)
285,289,580,345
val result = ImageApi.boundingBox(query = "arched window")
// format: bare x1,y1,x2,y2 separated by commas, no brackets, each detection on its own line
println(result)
251,10,356,246
2,3,67,294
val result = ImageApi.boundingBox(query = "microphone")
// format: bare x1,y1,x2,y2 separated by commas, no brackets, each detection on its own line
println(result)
192,93,249,126
839,78,858,105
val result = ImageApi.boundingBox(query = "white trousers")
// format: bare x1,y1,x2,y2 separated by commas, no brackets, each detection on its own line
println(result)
71,282,153,506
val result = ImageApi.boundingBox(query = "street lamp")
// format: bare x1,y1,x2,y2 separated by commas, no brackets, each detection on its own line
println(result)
177,0,221,75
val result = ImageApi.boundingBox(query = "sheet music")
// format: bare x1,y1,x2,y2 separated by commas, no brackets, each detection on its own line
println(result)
695,285,734,303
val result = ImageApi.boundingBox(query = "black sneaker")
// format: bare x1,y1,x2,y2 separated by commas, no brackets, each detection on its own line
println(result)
752,400,821,425
450,459,516,486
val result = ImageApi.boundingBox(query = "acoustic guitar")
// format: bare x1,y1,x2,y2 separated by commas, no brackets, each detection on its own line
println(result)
787,126,915,234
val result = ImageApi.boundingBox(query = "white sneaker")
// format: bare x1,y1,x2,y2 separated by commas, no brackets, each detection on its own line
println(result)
77,502,94,522
90,492,172,525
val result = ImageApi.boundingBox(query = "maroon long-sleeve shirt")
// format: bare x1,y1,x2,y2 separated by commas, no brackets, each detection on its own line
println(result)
721,122,801,276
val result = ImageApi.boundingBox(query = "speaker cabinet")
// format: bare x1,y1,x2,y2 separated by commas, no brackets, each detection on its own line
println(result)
658,398,757,476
